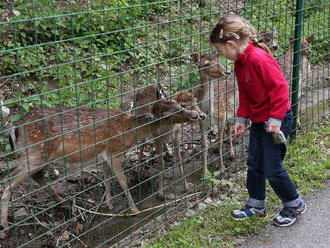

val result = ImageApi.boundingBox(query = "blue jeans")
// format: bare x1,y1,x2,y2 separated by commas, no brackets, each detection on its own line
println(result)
246,110,301,208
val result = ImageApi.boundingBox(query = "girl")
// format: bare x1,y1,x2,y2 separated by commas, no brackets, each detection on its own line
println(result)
209,16,305,227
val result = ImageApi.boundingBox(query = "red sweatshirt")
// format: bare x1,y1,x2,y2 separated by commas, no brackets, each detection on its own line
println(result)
234,43,291,124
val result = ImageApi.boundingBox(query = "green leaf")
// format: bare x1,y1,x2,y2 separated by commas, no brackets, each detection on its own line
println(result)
213,171,221,177
11,114,22,122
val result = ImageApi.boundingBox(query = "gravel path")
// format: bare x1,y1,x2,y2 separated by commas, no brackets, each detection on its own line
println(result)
243,183,330,248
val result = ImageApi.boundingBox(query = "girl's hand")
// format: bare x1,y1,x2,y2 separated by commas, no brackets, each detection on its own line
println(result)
234,122,245,137
266,122,280,134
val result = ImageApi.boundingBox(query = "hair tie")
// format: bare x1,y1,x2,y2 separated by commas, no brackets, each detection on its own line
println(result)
232,33,240,39
219,29,224,39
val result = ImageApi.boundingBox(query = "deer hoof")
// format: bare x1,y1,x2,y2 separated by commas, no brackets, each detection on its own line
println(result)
131,206,139,214
105,201,114,211
157,193,165,201
0,232,6,240
229,152,235,161
184,182,194,192
0,223,8,240
157,192,175,200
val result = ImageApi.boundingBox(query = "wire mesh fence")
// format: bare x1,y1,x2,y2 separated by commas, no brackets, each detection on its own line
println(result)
0,0,328,247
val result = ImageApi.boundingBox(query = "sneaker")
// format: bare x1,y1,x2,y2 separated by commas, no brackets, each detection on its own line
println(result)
231,204,267,220
273,202,306,227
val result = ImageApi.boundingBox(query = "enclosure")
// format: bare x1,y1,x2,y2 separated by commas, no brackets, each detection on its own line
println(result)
0,0,329,247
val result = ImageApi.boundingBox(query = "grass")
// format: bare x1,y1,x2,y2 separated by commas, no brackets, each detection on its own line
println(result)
146,122,330,248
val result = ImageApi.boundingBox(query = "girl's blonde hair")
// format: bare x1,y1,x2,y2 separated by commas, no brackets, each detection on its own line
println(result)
210,15,272,54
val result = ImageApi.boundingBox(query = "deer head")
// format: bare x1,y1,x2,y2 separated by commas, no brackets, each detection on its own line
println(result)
258,30,279,51
192,53,230,79
289,35,313,57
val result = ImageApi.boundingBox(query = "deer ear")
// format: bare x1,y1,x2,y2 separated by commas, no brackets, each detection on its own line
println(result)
191,53,200,64
306,35,314,43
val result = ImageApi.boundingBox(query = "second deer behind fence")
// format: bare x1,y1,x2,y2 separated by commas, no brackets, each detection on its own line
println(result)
192,53,237,174
133,84,206,192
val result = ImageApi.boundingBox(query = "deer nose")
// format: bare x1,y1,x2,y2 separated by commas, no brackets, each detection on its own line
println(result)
199,112,207,120
272,45,279,51
224,72,232,76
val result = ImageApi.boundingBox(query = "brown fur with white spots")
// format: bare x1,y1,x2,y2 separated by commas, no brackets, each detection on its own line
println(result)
0,99,202,233
278,36,313,126
192,53,237,174
133,84,206,191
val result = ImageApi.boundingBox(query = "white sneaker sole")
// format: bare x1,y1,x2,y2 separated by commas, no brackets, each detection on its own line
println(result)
273,205,306,227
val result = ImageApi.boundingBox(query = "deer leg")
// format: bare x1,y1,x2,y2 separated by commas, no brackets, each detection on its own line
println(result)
154,138,166,200
163,141,172,160
1,152,43,230
227,122,235,160
136,142,146,173
105,155,139,213
31,168,64,202
1,170,30,230
297,77,302,128
172,128,191,191
100,154,114,211
218,122,225,173
200,120,209,176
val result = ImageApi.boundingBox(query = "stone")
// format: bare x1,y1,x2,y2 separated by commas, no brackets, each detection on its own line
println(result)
204,197,213,204
198,202,207,210
185,209,196,217
14,208,29,221
213,199,222,206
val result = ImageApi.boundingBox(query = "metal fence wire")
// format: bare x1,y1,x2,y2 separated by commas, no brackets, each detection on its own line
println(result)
0,0,328,247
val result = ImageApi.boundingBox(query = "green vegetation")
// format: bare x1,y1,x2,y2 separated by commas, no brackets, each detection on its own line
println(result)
0,0,328,120
0,0,211,117
147,123,330,247
243,0,329,61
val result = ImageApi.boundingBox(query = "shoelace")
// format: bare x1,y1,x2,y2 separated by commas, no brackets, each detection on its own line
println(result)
240,204,251,211
279,207,299,218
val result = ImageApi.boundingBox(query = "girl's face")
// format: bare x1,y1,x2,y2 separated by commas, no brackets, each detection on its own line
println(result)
213,41,239,61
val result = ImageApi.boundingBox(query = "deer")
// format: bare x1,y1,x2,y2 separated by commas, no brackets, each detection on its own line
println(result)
133,83,206,192
277,36,313,126
191,53,237,175
0,96,203,233
258,30,279,52
278,36,313,96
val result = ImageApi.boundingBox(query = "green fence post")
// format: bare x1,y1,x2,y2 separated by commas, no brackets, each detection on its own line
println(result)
290,0,305,139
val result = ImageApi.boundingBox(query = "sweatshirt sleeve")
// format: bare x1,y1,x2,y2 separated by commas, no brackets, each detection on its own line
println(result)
253,54,290,121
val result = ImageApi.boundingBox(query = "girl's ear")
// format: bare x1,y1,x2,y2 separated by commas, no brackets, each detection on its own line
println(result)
226,40,237,49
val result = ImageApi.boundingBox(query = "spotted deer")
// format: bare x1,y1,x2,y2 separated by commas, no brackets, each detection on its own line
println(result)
133,84,206,191
278,36,313,125
192,53,237,174
258,30,279,52
278,36,313,96
0,98,202,233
